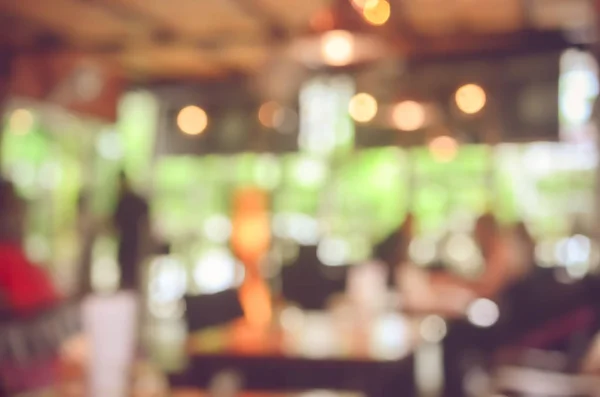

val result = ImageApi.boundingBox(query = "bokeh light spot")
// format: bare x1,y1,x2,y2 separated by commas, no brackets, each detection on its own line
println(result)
177,105,208,135
429,136,458,163
392,101,425,131
455,84,486,115
363,0,391,26
349,93,378,122
321,30,354,66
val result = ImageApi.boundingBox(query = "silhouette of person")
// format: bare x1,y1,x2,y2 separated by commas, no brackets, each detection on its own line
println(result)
113,172,151,291
281,245,347,310
373,213,414,286
76,191,97,296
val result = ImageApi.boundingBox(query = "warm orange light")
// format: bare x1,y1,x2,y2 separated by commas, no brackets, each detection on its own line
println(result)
363,0,391,26
234,215,270,260
321,30,354,66
9,109,34,135
177,105,208,135
392,101,425,131
455,84,486,114
258,101,280,128
351,0,380,9
429,136,458,162
228,320,274,354
349,93,378,122
231,188,272,330
240,279,272,329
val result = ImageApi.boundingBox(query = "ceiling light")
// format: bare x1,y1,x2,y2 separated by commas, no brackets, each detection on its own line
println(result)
455,84,486,115
321,30,355,67
363,0,391,26
177,105,208,135
392,101,425,131
349,93,378,122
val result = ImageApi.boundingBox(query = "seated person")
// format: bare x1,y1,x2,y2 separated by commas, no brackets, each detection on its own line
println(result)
0,180,79,395
0,180,60,314
398,215,600,396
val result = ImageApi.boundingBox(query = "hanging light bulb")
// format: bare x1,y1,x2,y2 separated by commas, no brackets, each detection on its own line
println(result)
321,30,355,66
349,93,378,122
363,0,391,26
177,105,208,135
455,84,486,115
392,101,425,131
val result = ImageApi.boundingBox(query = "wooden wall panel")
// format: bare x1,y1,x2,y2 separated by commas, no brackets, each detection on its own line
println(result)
10,53,124,122
0,0,131,45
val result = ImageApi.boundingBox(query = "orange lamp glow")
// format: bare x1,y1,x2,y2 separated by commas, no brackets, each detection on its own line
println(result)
231,188,272,329
429,136,458,162
363,0,391,26
455,84,486,114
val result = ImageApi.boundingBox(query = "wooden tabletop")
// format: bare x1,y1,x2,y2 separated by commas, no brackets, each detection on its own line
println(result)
171,391,366,397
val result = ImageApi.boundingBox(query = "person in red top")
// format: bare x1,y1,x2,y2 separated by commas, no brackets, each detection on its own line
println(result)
0,179,60,314
0,243,61,313
0,179,64,395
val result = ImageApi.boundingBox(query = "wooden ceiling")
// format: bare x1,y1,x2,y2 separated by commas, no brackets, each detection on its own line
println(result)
0,0,596,82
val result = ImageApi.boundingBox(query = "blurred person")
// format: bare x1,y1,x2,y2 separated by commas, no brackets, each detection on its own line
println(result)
438,220,600,396
346,260,388,319
399,213,519,315
373,213,414,287
435,213,516,298
113,171,151,292
437,218,527,397
281,245,347,310
395,213,503,317
110,172,155,395
0,179,79,395
0,179,60,317
486,223,600,396
393,213,516,396
76,190,98,296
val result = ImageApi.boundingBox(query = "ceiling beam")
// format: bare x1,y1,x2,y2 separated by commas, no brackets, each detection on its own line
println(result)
8,28,571,60
83,0,173,40
82,0,154,23
0,0,132,45
387,0,427,45
398,29,572,61
230,0,290,42
6,34,269,56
